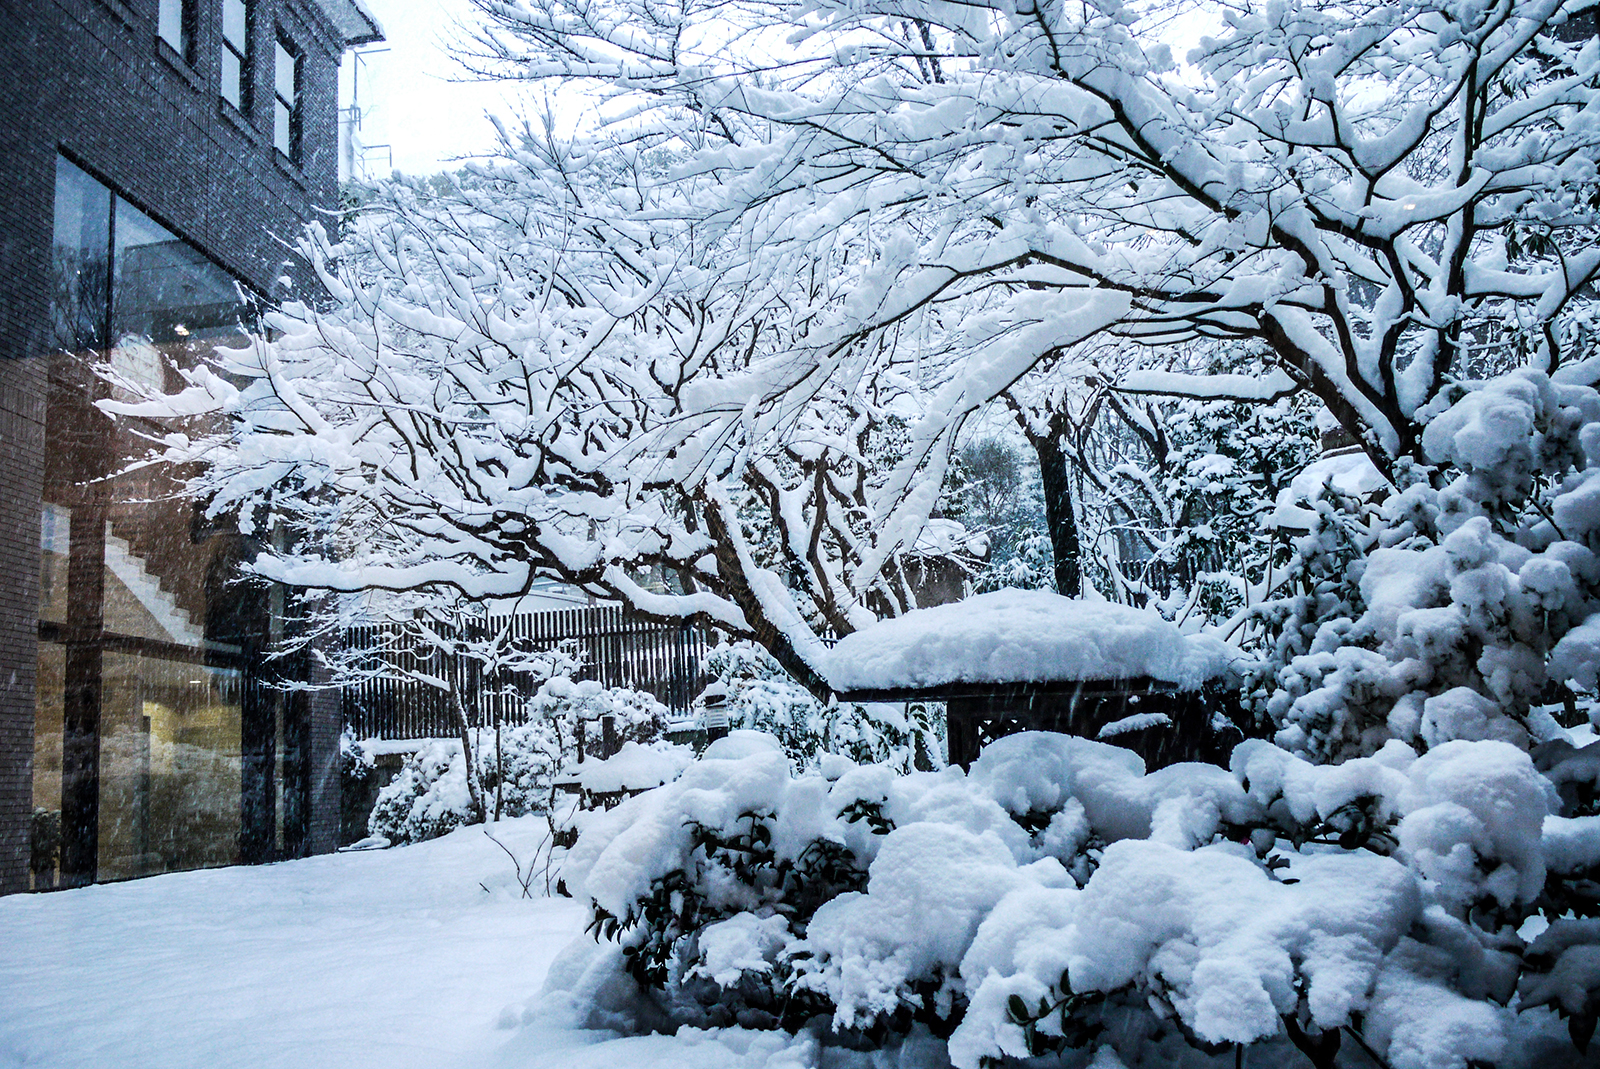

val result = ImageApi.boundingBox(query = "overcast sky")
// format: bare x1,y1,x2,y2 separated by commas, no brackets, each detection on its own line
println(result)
342,0,1221,179
342,0,567,177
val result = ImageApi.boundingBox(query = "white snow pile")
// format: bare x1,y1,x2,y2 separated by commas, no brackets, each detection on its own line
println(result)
576,741,694,794
552,729,1600,1069
1269,449,1392,532
822,590,1238,693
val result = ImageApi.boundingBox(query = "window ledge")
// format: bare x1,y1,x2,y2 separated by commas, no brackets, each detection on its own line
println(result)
92,0,139,31
156,40,204,92
220,103,261,143
273,151,307,189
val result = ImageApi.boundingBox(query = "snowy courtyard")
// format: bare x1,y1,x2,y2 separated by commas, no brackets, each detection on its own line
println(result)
0,819,587,1069
0,817,859,1069
8,0,1600,1067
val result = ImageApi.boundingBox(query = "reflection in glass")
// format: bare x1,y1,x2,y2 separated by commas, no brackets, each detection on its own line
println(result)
49,157,111,356
113,197,251,350
36,152,296,888
97,655,243,880
38,504,70,625
31,643,65,891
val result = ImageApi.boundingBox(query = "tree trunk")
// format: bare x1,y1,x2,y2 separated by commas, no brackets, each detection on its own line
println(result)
452,690,485,823
1031,430,1082,598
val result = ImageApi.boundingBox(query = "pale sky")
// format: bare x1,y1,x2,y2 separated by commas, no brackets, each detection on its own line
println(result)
342,0,573,177
341,0,1225,179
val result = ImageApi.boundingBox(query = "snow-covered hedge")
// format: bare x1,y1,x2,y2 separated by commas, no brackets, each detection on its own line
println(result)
556,730,1600,1068
365,681,670,845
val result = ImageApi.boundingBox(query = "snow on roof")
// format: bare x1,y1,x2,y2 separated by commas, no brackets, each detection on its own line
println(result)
822,589,1234,694
311,0,384,45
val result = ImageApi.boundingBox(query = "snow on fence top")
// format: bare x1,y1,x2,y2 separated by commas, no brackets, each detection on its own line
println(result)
823,589,1235,694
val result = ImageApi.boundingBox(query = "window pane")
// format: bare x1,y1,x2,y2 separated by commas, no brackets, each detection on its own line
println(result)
97,654,243,880
38,504,70,626
111,198,249,347
274,101,291,155
223,0,248,49
274,41,296,102
49,157,112,355
221,48,242,109
158,0,187,56
30,642,66,890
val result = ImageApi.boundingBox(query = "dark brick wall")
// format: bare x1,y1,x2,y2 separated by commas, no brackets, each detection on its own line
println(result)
0,371,47,896
0,0,357,893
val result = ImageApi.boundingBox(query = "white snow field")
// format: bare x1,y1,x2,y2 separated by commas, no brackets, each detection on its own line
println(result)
0,818,830,1069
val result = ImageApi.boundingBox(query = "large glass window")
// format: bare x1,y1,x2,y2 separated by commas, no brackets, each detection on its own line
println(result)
33,155,304,890
274,37,302,160
96,656,243,881
221,0,251,111
49,159,111,356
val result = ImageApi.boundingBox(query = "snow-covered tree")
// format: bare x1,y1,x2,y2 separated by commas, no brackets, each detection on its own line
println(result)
103,140,993,700
470,0,1600,478
112,0,1600,707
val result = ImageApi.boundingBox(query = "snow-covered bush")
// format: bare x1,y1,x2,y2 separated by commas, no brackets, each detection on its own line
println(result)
367,723,559,845
526,678,671,758
1261,369,1600,762
557,729,1600,1067
367,681,670,845
704,643,942,773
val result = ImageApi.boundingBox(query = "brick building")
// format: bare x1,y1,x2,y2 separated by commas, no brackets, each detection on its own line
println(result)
0,0,381,894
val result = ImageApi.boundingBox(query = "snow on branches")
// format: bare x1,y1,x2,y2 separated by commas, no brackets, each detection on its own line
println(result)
471,0,1600,477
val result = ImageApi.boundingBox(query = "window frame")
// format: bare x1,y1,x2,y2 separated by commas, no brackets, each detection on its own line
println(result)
220,0,252,114
156,0,195,64
272,35,303,163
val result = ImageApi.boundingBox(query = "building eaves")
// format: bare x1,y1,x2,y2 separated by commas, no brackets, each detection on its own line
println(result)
310,0,385,46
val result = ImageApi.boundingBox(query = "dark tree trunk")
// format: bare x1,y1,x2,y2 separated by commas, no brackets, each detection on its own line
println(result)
1031,430,1082,598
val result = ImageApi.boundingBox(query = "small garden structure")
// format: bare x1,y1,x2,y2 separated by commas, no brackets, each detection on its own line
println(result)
824,590,1248,768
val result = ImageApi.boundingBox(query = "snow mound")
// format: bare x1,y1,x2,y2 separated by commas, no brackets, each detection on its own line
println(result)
576,742,693,794
823,590,1235,693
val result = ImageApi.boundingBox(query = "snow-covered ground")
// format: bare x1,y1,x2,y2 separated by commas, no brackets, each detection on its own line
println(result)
0,819,829,1069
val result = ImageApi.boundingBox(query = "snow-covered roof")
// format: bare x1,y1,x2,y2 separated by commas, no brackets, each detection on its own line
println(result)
822,589,1234,694
311,0,384,46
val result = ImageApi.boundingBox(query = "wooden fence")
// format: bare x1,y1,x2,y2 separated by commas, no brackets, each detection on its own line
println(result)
341,606,711,740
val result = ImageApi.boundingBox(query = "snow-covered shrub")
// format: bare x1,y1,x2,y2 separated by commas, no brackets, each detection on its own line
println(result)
559,729,1600,1068
704,643,942,772
367,722,559,845
1260,369,1600,762
526,678,671,758
368,681,671,845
